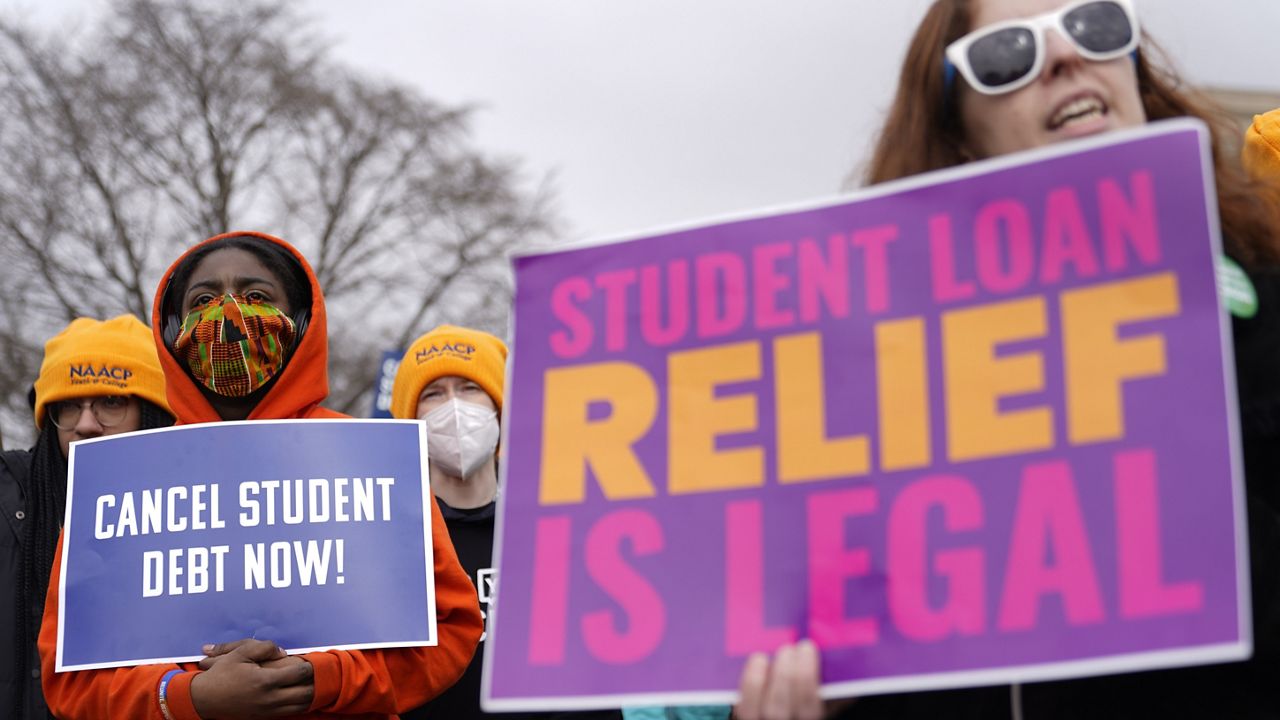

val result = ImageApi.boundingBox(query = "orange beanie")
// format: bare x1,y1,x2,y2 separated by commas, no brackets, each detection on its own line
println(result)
391,325,508,420
33,315,171,429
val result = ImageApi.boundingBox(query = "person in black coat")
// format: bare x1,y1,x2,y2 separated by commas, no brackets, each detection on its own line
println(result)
391,324,623,720
1,315,174,719
734,1,1280,718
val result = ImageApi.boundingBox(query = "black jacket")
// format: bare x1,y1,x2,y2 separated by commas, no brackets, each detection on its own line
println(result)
0,448,50,720
840,267,1280,719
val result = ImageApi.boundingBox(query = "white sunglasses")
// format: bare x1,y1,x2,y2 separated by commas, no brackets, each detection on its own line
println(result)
945,0,1140,96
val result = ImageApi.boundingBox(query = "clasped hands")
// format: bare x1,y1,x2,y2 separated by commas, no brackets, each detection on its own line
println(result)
188,638,315,719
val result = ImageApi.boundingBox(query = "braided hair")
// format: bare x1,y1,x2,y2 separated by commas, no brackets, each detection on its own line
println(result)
11,399,174,717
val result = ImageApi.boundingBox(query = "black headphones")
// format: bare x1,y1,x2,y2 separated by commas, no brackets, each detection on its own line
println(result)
161,302,182,349
290,308,310,345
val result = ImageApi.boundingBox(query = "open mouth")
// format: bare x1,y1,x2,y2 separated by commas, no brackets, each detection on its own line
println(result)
1047,95,1108,131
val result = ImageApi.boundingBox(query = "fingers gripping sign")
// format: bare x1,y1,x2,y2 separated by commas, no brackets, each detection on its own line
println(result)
196,638,283,669
190,638,315,717
734,641,826,720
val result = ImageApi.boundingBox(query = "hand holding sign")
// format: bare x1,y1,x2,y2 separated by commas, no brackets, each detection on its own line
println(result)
734,641,825,720
189,639,314,718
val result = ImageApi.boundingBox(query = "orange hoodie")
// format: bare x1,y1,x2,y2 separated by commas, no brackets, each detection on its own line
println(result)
39,231,483,719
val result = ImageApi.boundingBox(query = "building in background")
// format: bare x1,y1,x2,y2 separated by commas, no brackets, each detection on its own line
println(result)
1205,87,1280,154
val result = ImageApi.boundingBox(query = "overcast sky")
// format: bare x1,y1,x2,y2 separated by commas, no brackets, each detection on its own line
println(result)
16,0,1280,242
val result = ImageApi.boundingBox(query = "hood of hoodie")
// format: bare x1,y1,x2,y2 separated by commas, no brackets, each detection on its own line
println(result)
151,231,342,423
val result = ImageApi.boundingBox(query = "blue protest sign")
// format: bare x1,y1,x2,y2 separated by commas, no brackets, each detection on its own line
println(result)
369,350,403,419
56,419,436,671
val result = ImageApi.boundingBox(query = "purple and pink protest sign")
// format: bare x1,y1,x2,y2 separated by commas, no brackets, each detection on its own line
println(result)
483,120,1249,709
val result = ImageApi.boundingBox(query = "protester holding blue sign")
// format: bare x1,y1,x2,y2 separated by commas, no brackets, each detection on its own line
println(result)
390,324,625,720
2,315,174,720
734,1,1280,718
38,232,483,719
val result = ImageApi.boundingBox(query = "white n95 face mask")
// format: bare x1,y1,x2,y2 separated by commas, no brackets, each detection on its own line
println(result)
423,398,500,479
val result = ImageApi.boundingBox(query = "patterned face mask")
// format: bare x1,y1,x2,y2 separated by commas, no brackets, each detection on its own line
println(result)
172,293,297,397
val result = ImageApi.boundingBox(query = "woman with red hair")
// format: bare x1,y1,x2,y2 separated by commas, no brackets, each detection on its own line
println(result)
736,2,1280,717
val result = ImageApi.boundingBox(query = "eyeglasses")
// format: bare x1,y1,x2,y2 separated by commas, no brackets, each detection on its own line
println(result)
48,396,133,430
944,0,1139,96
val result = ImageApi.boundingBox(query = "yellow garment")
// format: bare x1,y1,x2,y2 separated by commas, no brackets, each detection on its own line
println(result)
33,314,171,429
391,324,508,419
1244,108,1280,181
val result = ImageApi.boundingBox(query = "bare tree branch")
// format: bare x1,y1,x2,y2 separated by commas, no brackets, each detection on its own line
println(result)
0,0,558,447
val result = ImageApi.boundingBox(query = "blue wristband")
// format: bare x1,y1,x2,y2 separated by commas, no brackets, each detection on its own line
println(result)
158,669,184,720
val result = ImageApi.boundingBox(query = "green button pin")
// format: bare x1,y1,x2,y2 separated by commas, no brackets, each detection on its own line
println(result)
1217,255,1258,319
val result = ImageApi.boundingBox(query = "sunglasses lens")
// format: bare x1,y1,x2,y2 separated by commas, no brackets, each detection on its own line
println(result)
967,26,1038,89
1063,1,1133,54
